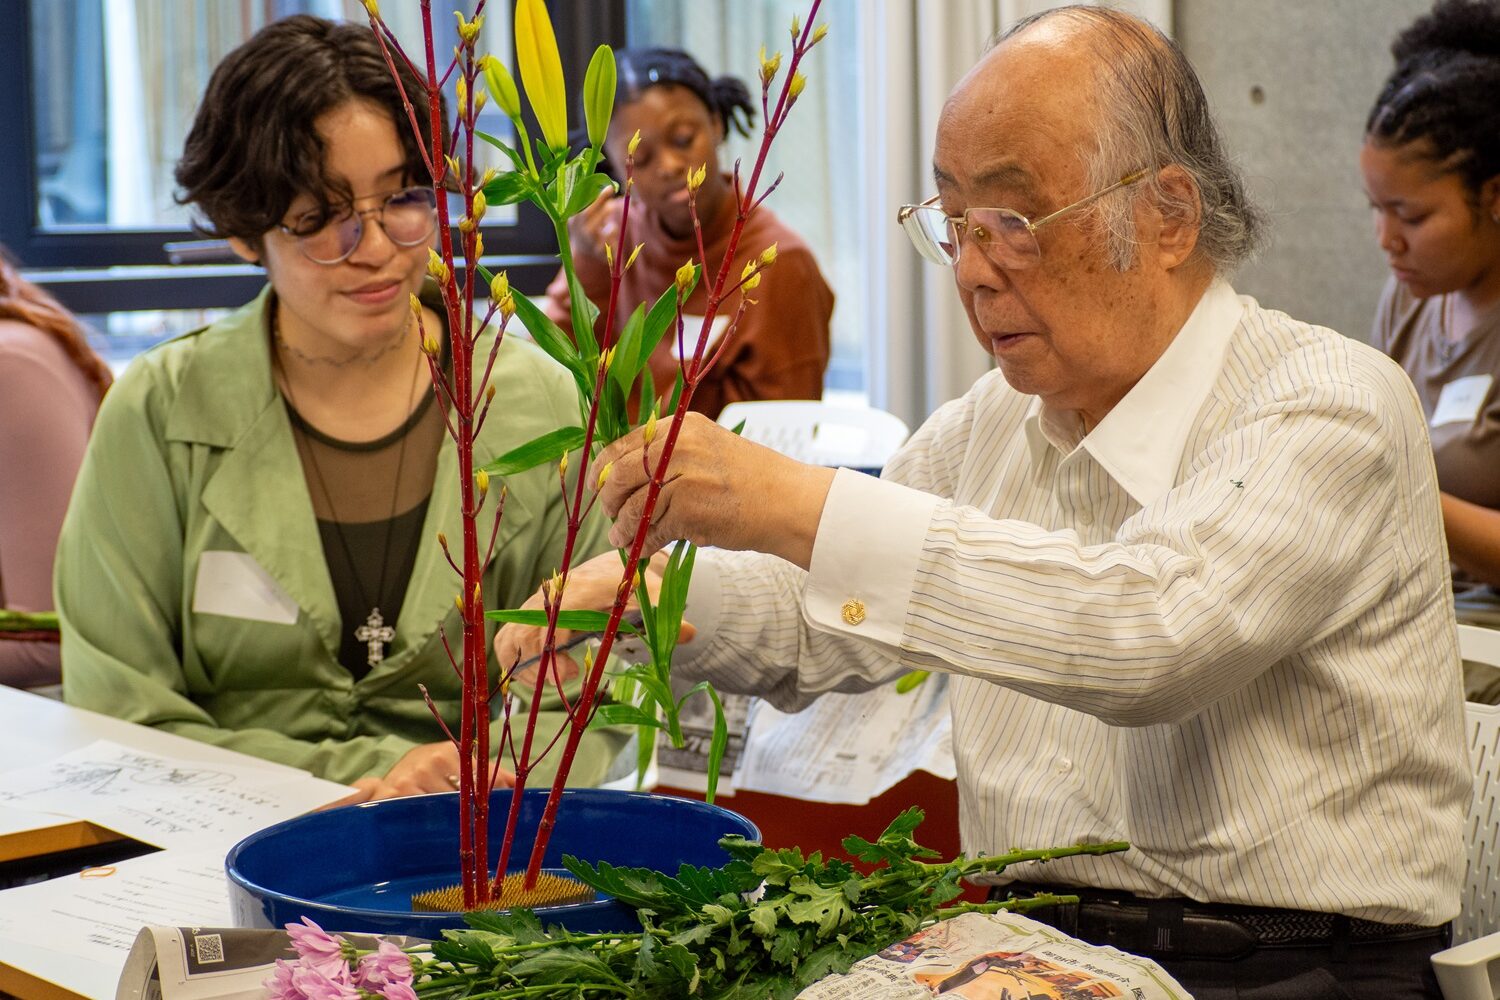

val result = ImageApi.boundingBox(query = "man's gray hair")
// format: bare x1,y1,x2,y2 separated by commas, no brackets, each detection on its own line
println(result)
996,6,1263,273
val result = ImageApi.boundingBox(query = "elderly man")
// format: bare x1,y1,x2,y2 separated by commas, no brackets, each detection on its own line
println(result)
502,7,1468,997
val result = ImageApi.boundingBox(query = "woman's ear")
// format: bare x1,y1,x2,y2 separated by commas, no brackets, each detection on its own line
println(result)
227,236,262,266
1483,174,1500,224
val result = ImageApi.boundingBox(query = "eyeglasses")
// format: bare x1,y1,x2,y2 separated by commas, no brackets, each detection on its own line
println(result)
896,169,1149,269
280,186,439,265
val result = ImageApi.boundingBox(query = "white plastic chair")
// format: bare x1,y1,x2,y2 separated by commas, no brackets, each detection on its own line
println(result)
1432,625,1500,998
717,400,910,473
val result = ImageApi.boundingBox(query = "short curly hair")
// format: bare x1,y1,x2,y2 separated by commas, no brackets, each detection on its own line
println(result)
174,14,446,249
1366,0,1500,198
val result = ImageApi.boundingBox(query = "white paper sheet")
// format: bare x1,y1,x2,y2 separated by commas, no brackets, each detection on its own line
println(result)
0,739,349,850
0,850,233,999
730,675,956,805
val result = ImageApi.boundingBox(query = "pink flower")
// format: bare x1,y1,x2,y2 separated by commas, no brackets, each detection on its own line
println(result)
263,959,305,1000
379,982,419,1000
286,918,348,979
354,941,413,991
290,965,360,1000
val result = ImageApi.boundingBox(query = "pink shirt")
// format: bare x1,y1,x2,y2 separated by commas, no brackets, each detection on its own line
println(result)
0,320,100,687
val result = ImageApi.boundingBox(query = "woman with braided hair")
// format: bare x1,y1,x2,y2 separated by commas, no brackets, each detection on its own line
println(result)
545,47,834,419
0,248,111,690
1363,0,1500,689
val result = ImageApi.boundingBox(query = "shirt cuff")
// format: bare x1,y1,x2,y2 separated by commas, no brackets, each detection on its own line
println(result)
804,468,942,647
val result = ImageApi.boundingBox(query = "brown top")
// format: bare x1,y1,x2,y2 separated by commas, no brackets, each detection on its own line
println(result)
545,187,834,420
1373,277,1500,509
0,320,101,687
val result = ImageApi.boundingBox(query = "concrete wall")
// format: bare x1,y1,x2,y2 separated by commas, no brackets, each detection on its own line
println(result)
1175,0,1431,341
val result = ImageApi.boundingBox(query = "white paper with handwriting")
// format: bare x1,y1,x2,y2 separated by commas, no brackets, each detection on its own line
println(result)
0,739,349,850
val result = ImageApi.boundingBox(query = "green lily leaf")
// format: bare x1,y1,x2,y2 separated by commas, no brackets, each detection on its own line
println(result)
484,608,639,635
482,169,537,207
483,425,586,477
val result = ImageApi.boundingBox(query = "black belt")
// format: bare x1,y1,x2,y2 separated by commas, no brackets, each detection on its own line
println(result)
993,883,1450,961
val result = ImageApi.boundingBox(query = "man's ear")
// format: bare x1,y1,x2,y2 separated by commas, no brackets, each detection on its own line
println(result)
1150,164,1202,270
227,236,262,266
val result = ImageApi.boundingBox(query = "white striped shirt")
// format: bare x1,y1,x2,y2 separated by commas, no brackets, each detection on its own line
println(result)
681,281,1469,925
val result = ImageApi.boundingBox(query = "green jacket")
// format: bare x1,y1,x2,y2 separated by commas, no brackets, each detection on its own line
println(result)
57,286,625,785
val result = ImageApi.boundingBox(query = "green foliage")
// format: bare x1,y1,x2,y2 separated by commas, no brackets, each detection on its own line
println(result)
404,810,1130,999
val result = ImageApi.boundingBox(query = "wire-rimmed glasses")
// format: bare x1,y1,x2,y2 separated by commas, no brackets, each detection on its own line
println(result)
280,186,440,265
896,169,1149,269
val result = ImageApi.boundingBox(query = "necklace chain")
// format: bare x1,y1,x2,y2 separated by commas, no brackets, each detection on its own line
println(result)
275,321,407,369
274,310,423,669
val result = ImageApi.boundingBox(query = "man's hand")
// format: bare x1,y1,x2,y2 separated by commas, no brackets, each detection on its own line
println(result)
594,413,837,568
322,742,517,808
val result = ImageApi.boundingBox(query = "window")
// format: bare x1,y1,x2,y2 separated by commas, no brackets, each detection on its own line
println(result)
1,0,623,337
624,0,868,400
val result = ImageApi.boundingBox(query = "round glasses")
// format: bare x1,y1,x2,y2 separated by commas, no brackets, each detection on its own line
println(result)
280,186,439,265
897,169,1148,269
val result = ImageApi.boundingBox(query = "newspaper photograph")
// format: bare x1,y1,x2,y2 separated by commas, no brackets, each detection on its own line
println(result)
796,911,1194,1000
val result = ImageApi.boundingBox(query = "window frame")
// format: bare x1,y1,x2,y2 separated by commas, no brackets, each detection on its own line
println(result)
1,0,626,307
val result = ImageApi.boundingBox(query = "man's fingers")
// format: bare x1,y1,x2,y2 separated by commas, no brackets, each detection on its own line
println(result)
321,778,380,810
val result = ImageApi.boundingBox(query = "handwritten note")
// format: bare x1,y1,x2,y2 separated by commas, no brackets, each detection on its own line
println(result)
0,740,349,850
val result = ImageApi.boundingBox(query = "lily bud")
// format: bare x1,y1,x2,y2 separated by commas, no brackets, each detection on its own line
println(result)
422,332,441,356
788,72,807,100
490,271,510,304
760,243,779,266
759,46,782,86
812,23,829,45
686,164,707,193
481,55,522,121
596,461,613,490
475,468,490,495
627,129,641,158
471,190,487,223
427,248,450,283
498,293,516,320
790,14,801,38
675,260,696,293
642,408,657,445
626,243,643,269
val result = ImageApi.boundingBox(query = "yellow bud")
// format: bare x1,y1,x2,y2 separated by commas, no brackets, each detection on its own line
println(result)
474,232,485,258
475,468,490,494
604,242,614,268
627,129,641,158
409,292,423,321
812,23,829,45
642,408,657,445
742,271,762,292
551,571,563,598
479,167,498,188
499,293,516,319
437,531,448,549
686,164,706,193
446,154,462,179
490,271,510,303
486,382,496,404
760,242,779,266
759,46,782,85
458,216,476,234
790,14,801,38
475,88,488,113
559,452,569,477
582,647,596,671
455,593,465,612
422,333,441,356
471,190,487,222
473,582,482,606
427,248,450,283
603,346,616,370
789,72,807,100
675,260,696,292
456,76,468,111
360,0,378,17
626,243,644,270
596,461,613,490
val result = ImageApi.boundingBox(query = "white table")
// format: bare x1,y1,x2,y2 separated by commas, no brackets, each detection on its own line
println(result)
0,687,327,1000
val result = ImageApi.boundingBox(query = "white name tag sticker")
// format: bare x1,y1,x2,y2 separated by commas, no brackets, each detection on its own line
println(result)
670,314,732,361
192,551,300,625
1431,374,1493,428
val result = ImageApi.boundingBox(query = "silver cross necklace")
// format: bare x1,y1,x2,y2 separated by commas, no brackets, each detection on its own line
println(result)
275,311,422,670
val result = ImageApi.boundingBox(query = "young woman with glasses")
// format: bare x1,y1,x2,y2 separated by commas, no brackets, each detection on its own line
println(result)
53,15,625,800
1362,0,1500,697
544,48,835,420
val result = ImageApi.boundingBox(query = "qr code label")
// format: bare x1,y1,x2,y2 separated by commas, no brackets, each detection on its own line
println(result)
193,933,225,963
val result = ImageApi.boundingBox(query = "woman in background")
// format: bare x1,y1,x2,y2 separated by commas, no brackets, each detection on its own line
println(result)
1363,0,1500,687
0,249,111,690
546,47,834,420
55,15,624,796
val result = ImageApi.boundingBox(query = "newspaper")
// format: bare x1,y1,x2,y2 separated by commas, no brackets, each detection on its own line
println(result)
795,911,1194,1000
116,926,422,1000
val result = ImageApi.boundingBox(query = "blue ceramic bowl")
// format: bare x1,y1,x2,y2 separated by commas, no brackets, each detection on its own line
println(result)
226,788,759,936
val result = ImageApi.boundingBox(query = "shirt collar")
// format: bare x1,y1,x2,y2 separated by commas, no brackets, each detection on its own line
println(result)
1023,279,1244,507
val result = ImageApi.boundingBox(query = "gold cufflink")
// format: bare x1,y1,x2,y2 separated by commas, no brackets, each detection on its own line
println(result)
841,599,866,626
